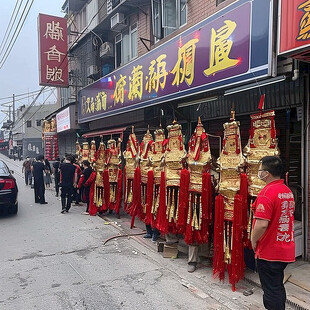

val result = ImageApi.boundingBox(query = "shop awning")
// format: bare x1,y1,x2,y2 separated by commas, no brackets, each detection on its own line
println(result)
82,126,127,139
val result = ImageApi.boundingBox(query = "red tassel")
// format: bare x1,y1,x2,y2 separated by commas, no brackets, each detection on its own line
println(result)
131,167,143,228
155,171,169,234
115,169,122,215
102,169,110,212
213,194,225,281
229,194,245,291
239,173,249,231
88,181,97,216
176,168,190,234
145,170,154,225
184,196,193,244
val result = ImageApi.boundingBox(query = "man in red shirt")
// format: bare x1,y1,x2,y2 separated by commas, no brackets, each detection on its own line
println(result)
251,156,295,310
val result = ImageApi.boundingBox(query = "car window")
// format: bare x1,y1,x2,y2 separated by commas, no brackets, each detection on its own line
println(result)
0,160,9,175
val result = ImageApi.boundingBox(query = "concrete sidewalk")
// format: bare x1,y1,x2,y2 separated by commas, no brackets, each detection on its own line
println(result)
100,210,310,310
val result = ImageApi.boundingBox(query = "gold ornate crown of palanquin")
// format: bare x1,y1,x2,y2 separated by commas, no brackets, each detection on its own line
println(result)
140,127,154,183
89,140,96,163
244,110,280,196
81,142,90,162
188,117,212,192
217,111,245,220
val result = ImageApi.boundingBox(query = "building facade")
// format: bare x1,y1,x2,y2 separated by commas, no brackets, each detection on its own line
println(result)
61,0,310,259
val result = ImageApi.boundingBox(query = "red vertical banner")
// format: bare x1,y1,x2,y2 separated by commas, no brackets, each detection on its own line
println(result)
38,14,68,87
279,0,310,55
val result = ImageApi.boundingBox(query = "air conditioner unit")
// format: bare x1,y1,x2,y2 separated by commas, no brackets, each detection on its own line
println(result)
100,42,114,58
110,12,127,31
87,65,98,78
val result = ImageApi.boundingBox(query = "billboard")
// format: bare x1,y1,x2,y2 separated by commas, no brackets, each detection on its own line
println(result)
38,14,68,87
79,0,273,123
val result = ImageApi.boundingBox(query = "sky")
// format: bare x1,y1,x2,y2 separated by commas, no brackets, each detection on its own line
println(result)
0,0,65,125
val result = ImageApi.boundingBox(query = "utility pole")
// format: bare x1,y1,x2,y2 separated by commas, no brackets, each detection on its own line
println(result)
13,94,15,124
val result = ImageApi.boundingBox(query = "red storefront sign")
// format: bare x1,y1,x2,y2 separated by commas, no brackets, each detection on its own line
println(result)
279,0,310,57
38,14,68,87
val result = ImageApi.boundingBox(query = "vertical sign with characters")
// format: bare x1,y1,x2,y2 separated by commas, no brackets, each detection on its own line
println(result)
38,14,68,87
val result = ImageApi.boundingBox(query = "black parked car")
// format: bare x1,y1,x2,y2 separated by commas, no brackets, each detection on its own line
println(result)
0,160,18,214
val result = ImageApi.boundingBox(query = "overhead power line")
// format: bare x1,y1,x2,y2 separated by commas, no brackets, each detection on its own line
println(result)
0,0,34,69
0,0,24,55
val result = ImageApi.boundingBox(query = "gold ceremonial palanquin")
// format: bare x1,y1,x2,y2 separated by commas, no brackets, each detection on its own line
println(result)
149,126,165,217
106,137,122,204
217,112,245,222
217,111,245,264
187,118,213,232
93,141,105,208
244,110,280,197
164,121,187,223
140,128,153,212
123,127,139,205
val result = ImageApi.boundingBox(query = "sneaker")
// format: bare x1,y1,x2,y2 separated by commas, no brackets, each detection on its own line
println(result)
81,212,89,215
74,202,80,206
187,263,197,273
61,209,66,214
143,233,152,239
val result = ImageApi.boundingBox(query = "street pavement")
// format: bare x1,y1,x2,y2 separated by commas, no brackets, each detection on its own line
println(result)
0,154,297,310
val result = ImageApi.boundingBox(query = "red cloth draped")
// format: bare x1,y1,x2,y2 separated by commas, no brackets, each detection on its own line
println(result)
145,170,154,225
200,171,212,243
88,181,97,216
115,169,122,215
130,167,143,228
176,168,190,234
102,169,110,212
213,194,225,281
229,194,245,291
155,171,169,234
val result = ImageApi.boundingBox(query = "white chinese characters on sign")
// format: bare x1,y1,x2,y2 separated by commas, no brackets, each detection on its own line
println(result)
44,21,64,41
276,194,295,243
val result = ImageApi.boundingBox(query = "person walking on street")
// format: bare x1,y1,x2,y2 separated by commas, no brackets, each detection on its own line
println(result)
251,156,295,310
22,156,32,185
44,159,52,187
77,160,94,215
32,155,48,204
59,154,77,213
52,157,61,197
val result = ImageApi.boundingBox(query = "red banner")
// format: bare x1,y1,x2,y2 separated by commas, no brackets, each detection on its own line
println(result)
279,0,310,55
38,14,68,87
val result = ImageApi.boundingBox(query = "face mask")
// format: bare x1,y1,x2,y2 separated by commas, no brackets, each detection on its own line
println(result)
257,170,268,180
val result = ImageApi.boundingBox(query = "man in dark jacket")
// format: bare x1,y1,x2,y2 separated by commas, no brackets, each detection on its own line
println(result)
32,155,47,204
59,155,77,213
52,157,61,197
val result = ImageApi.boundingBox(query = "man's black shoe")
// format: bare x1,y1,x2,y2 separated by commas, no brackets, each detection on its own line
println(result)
40,202,48,204
61,209,66,214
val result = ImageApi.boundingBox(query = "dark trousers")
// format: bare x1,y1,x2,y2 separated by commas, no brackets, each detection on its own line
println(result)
61,185,74,211
24,170,31,185
257,258,288,310
54,175,60,196
84,187,90,212
34,181,45,204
